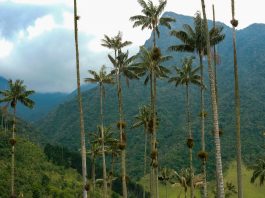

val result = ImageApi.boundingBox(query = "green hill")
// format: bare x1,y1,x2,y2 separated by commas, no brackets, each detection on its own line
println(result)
35,12,265,182
0,130,84,197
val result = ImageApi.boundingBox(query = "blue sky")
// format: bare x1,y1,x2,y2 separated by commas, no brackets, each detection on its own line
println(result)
0,0,263,93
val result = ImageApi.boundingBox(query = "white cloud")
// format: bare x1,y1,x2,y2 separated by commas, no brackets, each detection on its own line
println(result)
0,0,264,93
0,39,13,58
26,15,57,39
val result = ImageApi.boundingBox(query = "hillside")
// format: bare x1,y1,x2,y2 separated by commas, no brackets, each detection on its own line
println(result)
0,130,84,197
36,12,265,181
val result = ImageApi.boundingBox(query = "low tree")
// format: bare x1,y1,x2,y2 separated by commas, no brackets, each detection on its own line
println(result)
251,157,265,185
158,167,176,198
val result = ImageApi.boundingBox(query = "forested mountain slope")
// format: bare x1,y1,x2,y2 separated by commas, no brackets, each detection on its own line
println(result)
36,12,265,180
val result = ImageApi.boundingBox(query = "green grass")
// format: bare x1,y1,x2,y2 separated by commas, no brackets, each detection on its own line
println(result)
139,162,265,198
220,161,264,198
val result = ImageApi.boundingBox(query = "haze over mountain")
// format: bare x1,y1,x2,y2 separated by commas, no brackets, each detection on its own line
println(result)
15,12,265,179
0,77,95,121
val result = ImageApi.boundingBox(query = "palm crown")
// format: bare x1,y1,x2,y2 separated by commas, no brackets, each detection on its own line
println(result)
101,32,132,56
130,0,175,43
169,12,225,55
0,79,35,109
85,65,114,86
108,50,138,85
133,46,171,85
168,57,201,87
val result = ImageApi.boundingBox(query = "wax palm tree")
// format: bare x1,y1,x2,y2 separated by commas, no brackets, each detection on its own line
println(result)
102,126,119,192
200,0,225,197
230,1,243,197
102,32,133,198
131,3,174,196
92,125,119,193
109,50,137,198
87,138,101,196
132,46,171,198
130,0,175,47
132,105,151,198
85,65,114,198
102,32,132,59
158,167,176,198
168,57,201,198
251,157,265,185
169,12,225,198
73,1,88,197
0,79,34,197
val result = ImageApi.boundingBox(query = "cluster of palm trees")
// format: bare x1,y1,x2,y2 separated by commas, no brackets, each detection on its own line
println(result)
0,0,263,197
70,0,245,198
71,0,244,198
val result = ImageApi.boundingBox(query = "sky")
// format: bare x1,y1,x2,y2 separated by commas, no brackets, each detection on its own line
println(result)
0,0,264,93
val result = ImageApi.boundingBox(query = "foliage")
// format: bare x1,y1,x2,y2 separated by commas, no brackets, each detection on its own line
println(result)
0,131,83,197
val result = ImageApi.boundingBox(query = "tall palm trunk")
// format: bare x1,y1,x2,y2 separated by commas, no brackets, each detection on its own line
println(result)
73,1,87,197
200,0,225,197
186,84,194,198
199,54,207,198
149,72,154,198
143,126,148,198
231,1,243,197
153,75,159,198
91,151,96,196
117,73,128,198
100,84,108,198
11,105,16,196
212,5,219,107
152,27,159,198
110,152,115,192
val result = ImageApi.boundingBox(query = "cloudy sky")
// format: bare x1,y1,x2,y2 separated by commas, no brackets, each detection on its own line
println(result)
0,0,263,93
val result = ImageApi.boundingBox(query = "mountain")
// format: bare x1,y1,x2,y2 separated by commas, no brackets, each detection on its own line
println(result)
35,12,265,180
0,76,95,122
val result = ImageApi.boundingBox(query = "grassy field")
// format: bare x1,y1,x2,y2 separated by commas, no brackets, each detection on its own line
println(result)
139,162,265,198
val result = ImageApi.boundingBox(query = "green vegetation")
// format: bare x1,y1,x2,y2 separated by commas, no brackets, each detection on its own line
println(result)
139,162,264,198
1,0,265,197
0,131,83,197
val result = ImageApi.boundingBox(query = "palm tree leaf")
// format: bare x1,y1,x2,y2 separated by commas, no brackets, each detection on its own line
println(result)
160,17,175,29
156,0,167,17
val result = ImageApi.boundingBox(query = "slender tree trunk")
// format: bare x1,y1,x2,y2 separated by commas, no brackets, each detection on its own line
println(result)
153,28,156,47
11,105,16,197
200,1,225,197
199,54,208,198
212,4,219,107
143,126,147,198
117,73,128,198
165,182,168,198
73,1,87,197
100,84,108,198
152,74,159,198
186,84,194,198
91,152,95,195
150,72,154,198
231,1,243,197
212,6,221,196
110,153,115,192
